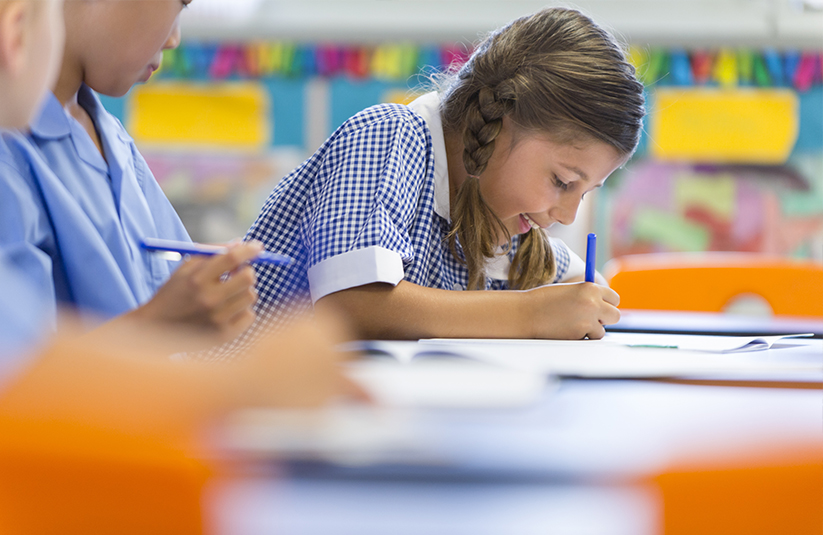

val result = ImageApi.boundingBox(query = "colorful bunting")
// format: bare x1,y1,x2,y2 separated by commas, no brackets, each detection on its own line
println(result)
691,50,714,85
155,42,823,92
713,48,738,88
793,52,819,92
669,49,693,86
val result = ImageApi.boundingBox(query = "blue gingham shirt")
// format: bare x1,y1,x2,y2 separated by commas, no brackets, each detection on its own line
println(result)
229,92,577,352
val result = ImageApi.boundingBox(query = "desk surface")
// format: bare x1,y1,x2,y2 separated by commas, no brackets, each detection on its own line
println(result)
209,336,823,535
608,309,823,337
209,477,657,535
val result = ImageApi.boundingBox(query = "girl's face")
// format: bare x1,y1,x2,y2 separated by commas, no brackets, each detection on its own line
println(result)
478,118,625,245
67,0,192,97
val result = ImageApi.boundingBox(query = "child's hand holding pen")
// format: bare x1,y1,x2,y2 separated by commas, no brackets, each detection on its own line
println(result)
524,281,620,340
126,241,264,344
524,233,620,340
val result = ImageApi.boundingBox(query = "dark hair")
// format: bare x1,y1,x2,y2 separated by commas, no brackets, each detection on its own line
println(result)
440,7,645,290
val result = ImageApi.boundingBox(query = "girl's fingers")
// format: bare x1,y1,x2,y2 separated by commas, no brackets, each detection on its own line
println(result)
601,303,621,326
601,286,620,307
586,322,607,340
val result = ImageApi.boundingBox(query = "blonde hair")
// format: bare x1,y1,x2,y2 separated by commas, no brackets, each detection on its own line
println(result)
440,7,645,290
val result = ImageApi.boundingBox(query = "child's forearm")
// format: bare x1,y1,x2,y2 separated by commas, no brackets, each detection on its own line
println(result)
0,337,232,442
316,281,537,340
316,280,620,340
0,316,355,443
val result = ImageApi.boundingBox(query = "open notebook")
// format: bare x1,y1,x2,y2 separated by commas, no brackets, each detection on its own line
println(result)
429,332,816,353
344,333,822,381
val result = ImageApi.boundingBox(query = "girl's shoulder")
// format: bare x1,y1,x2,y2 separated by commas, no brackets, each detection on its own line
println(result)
335,102,431,139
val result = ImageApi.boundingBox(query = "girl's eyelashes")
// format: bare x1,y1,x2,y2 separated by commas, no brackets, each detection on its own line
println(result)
552,174,569,191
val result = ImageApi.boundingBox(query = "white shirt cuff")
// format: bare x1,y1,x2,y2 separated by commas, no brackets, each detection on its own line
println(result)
307,245,405,303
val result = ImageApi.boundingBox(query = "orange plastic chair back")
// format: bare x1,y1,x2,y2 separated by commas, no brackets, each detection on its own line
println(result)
0,418,211,534
654,443,823,535
603,253,823,318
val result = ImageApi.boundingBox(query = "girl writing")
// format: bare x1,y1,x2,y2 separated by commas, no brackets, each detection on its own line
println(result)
247,7,645,343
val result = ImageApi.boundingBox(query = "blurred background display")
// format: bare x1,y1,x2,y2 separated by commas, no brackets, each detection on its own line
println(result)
97,0,823,266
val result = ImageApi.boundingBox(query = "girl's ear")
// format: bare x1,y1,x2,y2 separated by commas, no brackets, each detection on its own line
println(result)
0,1,27,77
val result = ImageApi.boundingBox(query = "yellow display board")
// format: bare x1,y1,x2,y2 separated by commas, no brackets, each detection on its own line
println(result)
650,88,798,164
127,82,270,150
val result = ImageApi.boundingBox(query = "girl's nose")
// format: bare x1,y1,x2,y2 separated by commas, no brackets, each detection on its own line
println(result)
163,18,182,50
550,196,582,226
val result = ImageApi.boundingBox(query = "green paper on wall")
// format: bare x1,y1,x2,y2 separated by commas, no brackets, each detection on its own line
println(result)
675,173,736,219
633,209,711,252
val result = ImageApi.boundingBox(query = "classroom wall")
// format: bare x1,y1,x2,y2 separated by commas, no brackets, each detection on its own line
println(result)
98,0,823,264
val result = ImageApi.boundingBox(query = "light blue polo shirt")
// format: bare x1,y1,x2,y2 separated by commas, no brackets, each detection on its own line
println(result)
0,85,190,321
0,252,49,391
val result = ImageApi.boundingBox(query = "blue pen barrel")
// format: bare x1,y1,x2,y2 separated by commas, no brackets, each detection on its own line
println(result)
585,233,596,283
140,238,293,266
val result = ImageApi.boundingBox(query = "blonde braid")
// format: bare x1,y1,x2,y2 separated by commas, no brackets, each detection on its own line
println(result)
447,88,512,290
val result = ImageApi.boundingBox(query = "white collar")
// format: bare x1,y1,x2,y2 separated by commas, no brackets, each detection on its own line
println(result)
408,92,514,281
407,92,451,223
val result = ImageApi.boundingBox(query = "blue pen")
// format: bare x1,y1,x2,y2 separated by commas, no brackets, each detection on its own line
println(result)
140,237,293,266
585,232,596,283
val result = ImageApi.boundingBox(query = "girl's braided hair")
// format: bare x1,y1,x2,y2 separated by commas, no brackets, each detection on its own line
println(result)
440,7,645,290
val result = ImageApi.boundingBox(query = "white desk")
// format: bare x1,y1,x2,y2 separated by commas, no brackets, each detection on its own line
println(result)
207,334,823,534
208,478,657,535
609,309,823,338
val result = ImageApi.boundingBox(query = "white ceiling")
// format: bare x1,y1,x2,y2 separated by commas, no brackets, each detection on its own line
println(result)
181,0,823,46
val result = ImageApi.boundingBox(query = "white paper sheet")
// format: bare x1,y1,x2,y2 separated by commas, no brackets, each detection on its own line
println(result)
427,332,815,353
345,357,550,409
358,336,823,379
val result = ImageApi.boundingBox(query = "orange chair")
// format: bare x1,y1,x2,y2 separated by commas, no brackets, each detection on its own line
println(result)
653,442,823,535
603,253,823,318
0,418,211,535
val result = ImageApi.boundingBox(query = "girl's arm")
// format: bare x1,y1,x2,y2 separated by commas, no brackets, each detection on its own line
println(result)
316,280,620,341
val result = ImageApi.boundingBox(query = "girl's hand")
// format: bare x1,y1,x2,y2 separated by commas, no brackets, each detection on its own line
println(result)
128,241,263,342
526,281,620,340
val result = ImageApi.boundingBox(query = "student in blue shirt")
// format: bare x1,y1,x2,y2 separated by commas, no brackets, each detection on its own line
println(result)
0,0,357,419
0,14,360,530
0,0,64,382
0,0,261,343
0,253,49,390
242,7,645,346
